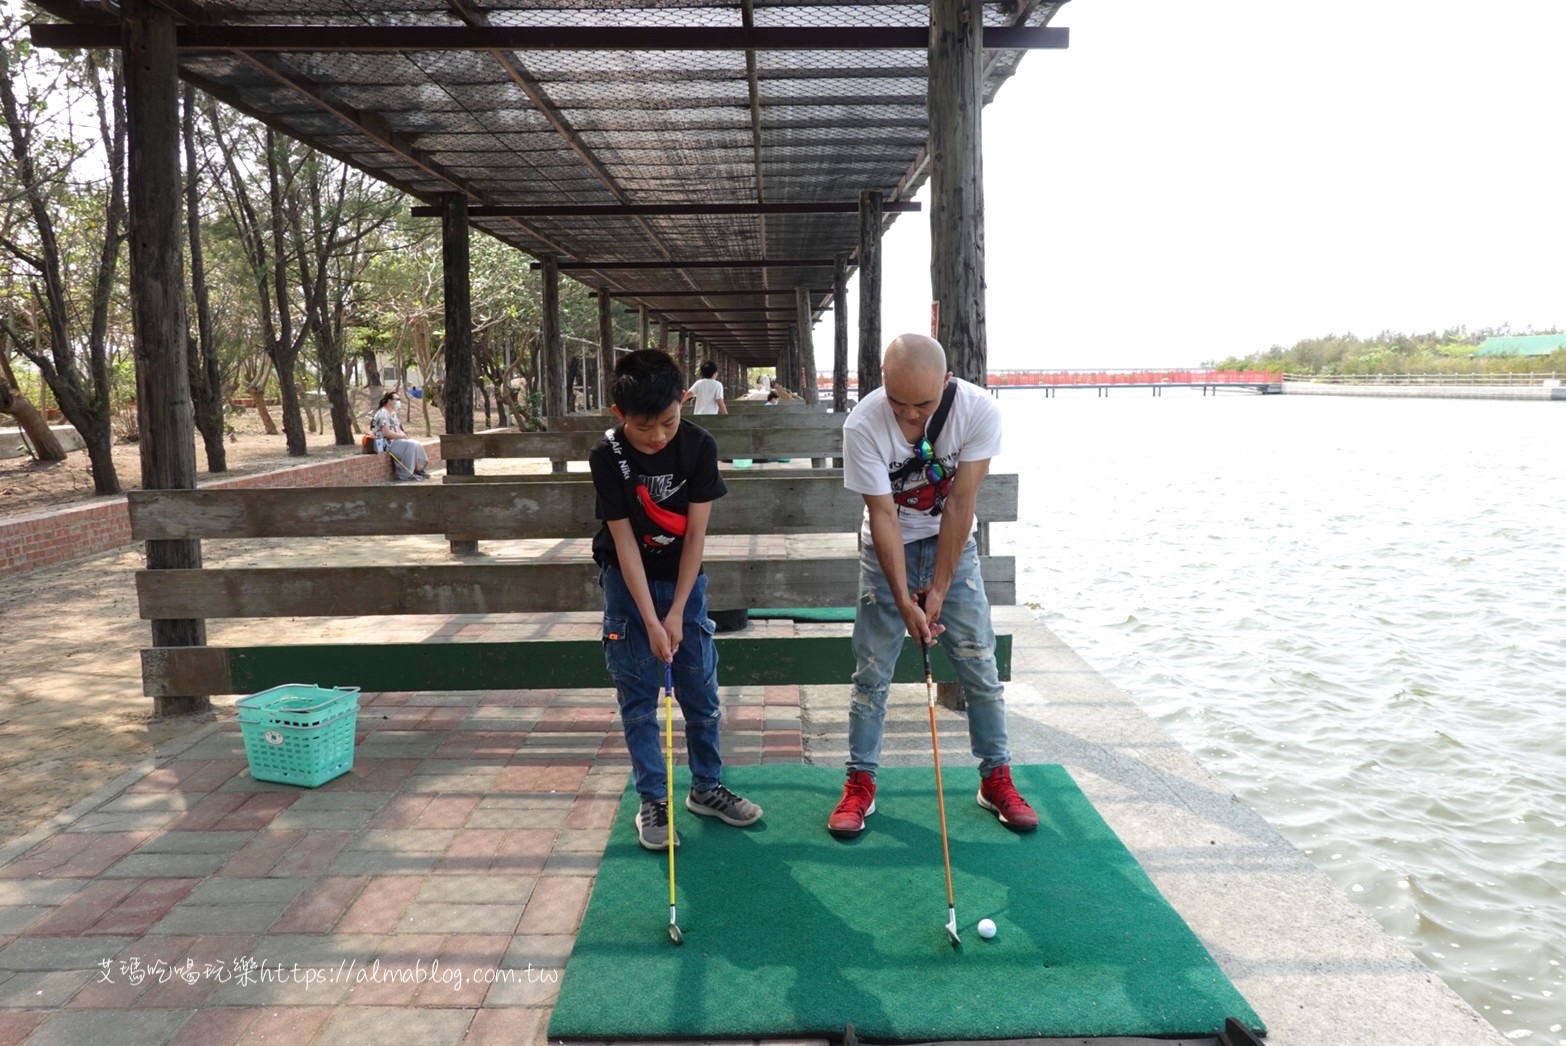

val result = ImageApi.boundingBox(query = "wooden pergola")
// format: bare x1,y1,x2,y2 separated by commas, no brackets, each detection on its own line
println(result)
32,0,1068,711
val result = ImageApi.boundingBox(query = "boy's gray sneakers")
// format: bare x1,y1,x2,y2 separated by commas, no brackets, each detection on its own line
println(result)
636,799,681,851
685,784,763,827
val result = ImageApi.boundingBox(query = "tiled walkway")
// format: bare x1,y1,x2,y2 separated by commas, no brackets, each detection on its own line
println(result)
0,678,812,1045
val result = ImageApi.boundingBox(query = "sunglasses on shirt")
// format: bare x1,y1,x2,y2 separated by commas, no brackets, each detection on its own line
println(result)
915,437,946,484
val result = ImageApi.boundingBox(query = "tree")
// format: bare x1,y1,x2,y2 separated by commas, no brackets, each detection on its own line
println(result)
182,84,225,471
0,23,126,493
0,333,65,459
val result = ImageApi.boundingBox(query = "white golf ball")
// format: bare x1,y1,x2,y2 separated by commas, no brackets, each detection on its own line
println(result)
977,918,997,939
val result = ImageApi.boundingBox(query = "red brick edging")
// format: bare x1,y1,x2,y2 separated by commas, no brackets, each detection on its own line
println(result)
0,439,442,579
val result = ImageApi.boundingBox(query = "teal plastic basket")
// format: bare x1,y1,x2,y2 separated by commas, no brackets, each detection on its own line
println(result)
236,684,360,788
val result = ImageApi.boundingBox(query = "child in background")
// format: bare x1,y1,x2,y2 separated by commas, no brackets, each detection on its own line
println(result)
589,349,763,850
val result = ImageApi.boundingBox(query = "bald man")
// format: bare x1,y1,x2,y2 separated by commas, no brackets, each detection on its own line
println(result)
828,334,1038,836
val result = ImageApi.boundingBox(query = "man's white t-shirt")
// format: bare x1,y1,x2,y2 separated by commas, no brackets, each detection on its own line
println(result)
688,377,724,414
842,377,1002,545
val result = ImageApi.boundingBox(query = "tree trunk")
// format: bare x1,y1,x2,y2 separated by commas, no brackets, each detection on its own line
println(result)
361,347,381,389
0,380,68,460
182,85,226,473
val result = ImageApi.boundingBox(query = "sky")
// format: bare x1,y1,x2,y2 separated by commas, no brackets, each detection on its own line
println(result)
816,0,1566,370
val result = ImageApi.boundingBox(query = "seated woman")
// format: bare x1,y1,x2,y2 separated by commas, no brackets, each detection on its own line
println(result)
371,391,431,480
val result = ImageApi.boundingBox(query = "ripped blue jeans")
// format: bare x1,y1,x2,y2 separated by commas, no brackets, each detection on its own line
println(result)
600,564,723,801
848,535,1010,777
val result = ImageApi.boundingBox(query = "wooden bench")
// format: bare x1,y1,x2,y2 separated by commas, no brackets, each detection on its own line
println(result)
129,474,1018,699
440,412,846,477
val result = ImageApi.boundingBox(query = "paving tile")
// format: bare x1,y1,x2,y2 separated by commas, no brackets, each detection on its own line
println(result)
399,902,524,936
419,933,510,1007
164,1007,256,1046
0,969,94,1008
404,768,503,793
130,831,255,855
213,830,303,878
0,1010,48,1045
284,791,392,812
335,876,425,934
462,1006,545,1043
563,793,620,830
415,877,532,907
61,811,184,834
319,1005,475,1045
101,852,232,879
184,878,308,906
516,876,592,936
540,850,601,877
348,828,456,854
0,880,91,909
0,833,150,880
340,933,444,1006
483,936,569,1006
268,875,368,935
123,759,245,794
0,934,134,972
326,850,439,876
213,793,299,832
248,933,384,969
266,807,379,832
435,829,554,877
86,878,201,936
153,899,291,935
203,963,351,1006
0,909,45,936
231,1004,334,1042
65,934,191,1008
163,792,249,831
463,797,572,831
133,933,258,1010
551,827,612,854
265,832,353,878
15,1006,190,1046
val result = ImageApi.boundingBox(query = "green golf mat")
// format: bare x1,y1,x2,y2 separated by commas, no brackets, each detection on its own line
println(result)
548,764,1262,1042
749,606,856,622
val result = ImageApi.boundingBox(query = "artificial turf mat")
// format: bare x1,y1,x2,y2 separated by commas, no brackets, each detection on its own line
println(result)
548,763,1262,1042
749,606,857,622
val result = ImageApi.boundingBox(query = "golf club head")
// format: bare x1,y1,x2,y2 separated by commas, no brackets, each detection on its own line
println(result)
945,910,961,948
669,922,684,946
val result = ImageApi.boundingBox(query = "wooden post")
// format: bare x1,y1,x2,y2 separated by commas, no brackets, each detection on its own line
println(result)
638,305,649,351
795,286,819,407
833,252,850,412
597,286,614,411
929,0,987,386
540,254,567,472
658,318,670,352
857,190,883,395
441,194,477,554
124,0,206,715
685,331,698,383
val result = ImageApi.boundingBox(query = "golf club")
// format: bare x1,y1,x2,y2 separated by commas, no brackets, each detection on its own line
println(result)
664,660,684,945
922,631,961,949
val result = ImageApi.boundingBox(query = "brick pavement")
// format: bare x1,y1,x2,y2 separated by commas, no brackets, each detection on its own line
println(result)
0,679,821,1045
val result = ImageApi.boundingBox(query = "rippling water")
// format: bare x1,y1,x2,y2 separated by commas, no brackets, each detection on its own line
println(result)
993,391,1566,1042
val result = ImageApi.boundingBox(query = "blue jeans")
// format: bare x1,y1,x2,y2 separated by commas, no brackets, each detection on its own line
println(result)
848,536,1011,777
600,564,723,801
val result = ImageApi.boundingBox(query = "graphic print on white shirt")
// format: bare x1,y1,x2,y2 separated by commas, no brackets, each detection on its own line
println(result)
842,378,1003,544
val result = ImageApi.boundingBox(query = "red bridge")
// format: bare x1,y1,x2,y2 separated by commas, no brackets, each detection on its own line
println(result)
984,369,1283,396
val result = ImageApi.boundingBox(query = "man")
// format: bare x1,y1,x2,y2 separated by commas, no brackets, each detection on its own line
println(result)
828,334,1038,836
683,360,728,415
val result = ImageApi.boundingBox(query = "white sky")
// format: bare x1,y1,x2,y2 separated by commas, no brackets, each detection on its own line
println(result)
817,0,1566,370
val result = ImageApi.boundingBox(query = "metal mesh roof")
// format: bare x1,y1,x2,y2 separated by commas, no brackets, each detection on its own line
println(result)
35,0,1066,363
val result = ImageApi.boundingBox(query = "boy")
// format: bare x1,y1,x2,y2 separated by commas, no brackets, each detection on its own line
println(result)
683,360,728,415
590,349,763,850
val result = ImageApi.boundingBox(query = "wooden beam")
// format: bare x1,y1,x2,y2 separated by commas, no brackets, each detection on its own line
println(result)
136,558,1017,619
833,251,850,413
442,195,476,492
597,286,614,410
536,259,835,272
34,24,1070,52
857,190,883,396
413,201,922,218
141,634,1013,697
128,473,1018,540
930,0,988,385
590,289,830,299
796,286,819,406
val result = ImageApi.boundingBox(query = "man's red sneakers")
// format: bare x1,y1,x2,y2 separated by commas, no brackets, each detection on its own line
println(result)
827,770,877,836
977,765,1039,831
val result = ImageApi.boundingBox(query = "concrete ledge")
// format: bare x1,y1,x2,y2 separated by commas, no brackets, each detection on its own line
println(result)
1283,381,1563,401
0,438,441,579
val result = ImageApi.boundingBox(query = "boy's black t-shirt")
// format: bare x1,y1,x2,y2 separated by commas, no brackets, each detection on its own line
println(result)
589,421,727,582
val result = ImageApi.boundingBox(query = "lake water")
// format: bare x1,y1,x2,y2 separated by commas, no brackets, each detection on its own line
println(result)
991,390,1565,1042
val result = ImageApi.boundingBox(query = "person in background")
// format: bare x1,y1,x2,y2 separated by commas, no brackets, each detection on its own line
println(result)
590,349,762,849
684,360,728,415
764,390,780,406
826,333,1038,837
371,391,430,481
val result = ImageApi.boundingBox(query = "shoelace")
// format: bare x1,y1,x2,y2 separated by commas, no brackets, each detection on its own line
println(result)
643,801,670,827
840,778,874,814
986,777,1032,811
698,785,743,812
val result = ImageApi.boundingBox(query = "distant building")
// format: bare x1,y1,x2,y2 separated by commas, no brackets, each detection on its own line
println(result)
1472,334,1566,357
